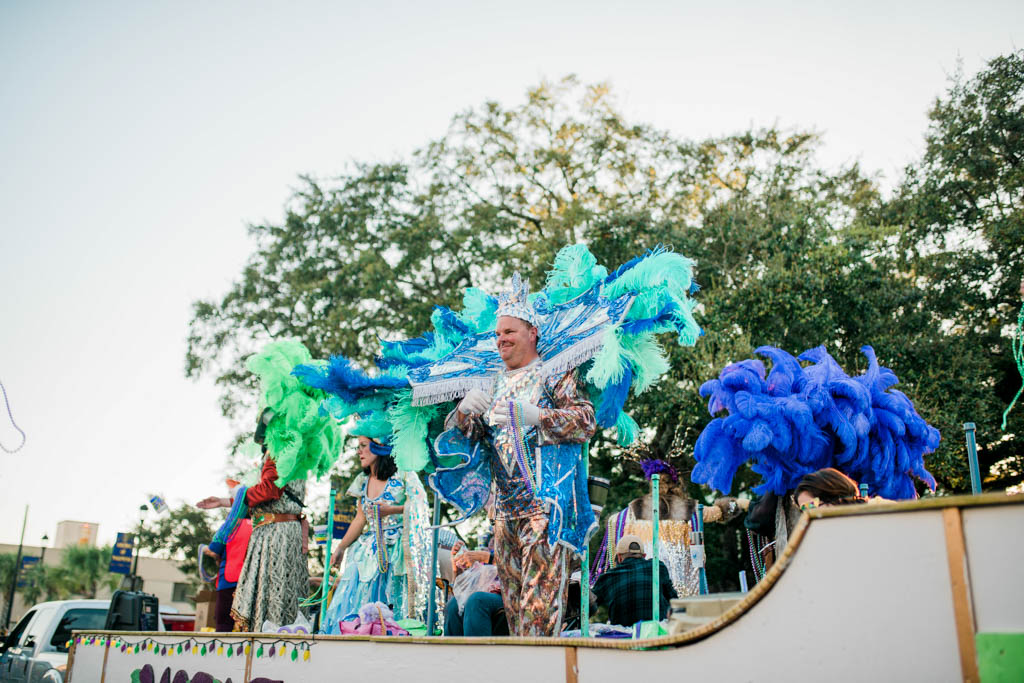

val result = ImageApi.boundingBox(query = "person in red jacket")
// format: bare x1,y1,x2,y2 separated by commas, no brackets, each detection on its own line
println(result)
197,480,253,632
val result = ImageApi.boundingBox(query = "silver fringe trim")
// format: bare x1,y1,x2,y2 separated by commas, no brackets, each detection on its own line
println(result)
410,376,495,407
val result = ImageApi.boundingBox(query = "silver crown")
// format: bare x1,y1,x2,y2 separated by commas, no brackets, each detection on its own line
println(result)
496,272,542,328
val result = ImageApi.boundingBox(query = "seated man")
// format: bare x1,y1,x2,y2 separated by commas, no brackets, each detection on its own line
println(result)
592,534,677,628
443,542,509,637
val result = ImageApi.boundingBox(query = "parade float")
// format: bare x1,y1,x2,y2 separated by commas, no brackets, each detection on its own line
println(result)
63,493,1024,682
62,245,1024,682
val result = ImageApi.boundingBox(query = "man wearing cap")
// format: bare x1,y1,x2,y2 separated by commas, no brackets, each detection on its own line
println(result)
591,534,677,628
448,273,597,637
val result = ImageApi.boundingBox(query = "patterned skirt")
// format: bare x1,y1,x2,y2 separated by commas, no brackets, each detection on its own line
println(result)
231,519,308,632
320,535,407,633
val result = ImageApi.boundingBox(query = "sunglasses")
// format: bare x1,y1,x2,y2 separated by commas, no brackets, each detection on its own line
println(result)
799,497,821,511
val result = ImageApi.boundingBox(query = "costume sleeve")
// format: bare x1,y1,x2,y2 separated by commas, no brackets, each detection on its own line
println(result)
445,408,488,441
245,458,283,506
591,573,608,606
539,370,596,443
660,561,678,600
346,473,368,499
210,485,249,551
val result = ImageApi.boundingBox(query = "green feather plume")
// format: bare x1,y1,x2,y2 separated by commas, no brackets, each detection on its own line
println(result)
246,340,342,486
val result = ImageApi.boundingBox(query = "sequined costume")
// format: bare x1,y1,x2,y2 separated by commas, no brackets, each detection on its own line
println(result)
438,360,597,636
321,470,432,633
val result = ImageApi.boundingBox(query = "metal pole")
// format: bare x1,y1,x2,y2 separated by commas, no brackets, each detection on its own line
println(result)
580,441,591,637
319,487,337,629
129,504,148,591
425,493,441,634
651,473,660,624
696,503,708,595
3,505,28,628
963,422,982,494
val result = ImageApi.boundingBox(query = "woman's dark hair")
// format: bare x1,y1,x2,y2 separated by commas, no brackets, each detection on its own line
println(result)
363,447,398,481
794,468,867,506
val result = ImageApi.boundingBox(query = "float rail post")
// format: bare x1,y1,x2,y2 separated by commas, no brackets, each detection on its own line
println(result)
319,488,336,629
651,473,660,624
425,494,441,634
696,503,708,595
580,441,591,637
963,422,981,494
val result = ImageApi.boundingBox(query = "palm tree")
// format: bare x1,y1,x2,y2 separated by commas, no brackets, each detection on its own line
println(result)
0,552,16,622
59,546,120,598
20,564,70,605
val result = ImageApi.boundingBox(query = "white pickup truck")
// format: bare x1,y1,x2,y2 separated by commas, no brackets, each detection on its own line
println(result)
0,599,110,682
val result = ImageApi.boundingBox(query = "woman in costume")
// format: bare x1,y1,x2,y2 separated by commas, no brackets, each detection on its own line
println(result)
321,429,432,633
794,468,868,510
230,428,310,631
207,340,341,632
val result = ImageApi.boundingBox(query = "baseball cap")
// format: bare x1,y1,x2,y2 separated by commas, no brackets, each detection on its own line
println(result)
615,534,645,556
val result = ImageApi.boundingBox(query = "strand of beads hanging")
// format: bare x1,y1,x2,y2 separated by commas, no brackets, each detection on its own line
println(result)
746,530,768,581
1002,301,1024,430
369,501,389,574
509,400,537,495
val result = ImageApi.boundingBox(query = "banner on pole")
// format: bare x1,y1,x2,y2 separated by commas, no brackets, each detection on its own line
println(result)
16,556,39,587
109,532,135,575
332,490,357,540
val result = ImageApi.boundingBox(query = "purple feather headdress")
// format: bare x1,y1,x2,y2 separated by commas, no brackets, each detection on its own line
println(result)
641,458,680,482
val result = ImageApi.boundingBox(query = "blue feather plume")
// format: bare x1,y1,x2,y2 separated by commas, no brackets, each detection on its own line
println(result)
692,344,939,498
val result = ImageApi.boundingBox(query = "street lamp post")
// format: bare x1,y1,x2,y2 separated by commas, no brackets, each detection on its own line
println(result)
129,505,148,591
39,534,49,565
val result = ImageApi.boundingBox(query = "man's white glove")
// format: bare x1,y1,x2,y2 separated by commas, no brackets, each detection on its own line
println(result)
491,401,542,427
457,389,491,416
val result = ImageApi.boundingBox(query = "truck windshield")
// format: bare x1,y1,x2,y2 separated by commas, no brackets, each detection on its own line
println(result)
51,609,108,652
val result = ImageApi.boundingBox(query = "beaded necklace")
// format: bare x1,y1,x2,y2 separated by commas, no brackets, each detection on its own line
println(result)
508,400,537,495
746,529,766,581
367,500,389,575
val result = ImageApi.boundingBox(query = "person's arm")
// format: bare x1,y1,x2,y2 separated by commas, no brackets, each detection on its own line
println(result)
590,574,607,608
378,503,405,517
245,457,283,506
330,506,367,567
538,370,596,443
445,389,491,440
195,496,231,509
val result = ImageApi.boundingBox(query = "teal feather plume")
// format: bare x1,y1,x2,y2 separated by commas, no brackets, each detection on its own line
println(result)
388,390,439,472
615,412,639,447
586,325,627,389
545,243,607,304
620,332,670,394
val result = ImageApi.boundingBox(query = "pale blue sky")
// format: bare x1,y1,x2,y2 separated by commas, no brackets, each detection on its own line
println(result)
1,0,1020,548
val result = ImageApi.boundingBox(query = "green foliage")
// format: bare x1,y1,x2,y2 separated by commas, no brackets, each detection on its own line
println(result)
19,563,71,606
188,58,1023,571
59,545,120,599
886,49,1024,490
136,504,216,593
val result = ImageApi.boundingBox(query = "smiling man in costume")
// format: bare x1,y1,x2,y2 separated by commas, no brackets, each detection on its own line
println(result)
447,273,596,637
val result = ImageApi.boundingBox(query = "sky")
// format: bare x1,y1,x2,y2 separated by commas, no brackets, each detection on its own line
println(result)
1,0,1020,549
